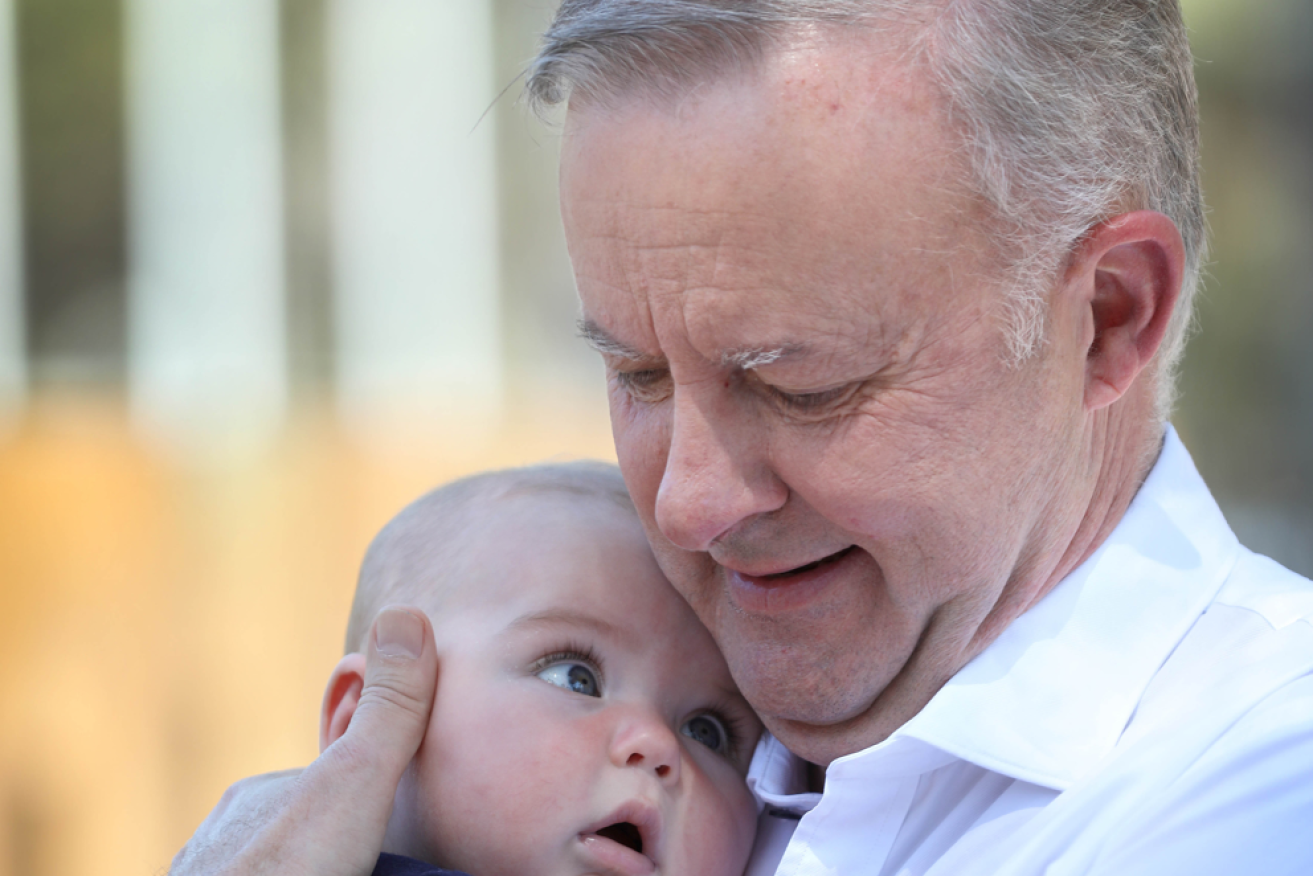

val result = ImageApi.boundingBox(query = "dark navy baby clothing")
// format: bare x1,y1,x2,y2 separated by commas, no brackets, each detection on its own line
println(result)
371,852,470,876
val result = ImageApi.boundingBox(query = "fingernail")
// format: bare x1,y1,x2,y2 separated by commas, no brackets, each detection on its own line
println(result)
375,608,423,659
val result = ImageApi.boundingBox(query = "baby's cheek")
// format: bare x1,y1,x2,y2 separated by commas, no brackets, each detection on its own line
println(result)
380,762,430,859
680,767,758,876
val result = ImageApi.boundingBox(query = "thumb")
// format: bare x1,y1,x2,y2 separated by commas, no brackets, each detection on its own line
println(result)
299,606,438,870
348,606,438,763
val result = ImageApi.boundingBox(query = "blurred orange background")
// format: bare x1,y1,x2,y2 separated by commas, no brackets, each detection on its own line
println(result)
1,1,1310,874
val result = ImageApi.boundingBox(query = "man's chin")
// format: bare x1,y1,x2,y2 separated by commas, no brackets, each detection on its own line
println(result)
748,682,896,763
726,627,902,712
762,715,881,767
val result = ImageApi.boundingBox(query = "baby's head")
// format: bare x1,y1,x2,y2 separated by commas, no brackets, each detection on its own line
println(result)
321,462,762,876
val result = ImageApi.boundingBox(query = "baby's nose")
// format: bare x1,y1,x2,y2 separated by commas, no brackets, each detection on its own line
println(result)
609,710,681,784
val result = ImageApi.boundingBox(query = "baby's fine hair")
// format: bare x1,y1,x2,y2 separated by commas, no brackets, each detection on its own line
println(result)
345,460,635,653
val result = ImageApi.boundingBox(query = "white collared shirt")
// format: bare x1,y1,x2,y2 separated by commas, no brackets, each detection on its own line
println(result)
744,428,1313,876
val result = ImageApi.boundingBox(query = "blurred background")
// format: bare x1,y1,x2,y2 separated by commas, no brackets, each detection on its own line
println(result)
0,0,1308,873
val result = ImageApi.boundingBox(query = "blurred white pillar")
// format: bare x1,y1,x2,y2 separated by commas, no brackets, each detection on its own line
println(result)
125,0,287,454
328,0,501,440
0,0,23,421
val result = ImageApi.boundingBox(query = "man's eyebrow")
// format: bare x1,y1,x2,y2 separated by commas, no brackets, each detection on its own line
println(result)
722,346,799,370
580,318,804,371
508,607,625,639
577,318,658,362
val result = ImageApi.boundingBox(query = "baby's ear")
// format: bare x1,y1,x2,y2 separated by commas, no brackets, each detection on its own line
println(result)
320,652,368,752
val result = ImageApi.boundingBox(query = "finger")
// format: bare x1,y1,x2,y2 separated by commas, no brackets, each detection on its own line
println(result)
296,606,438,873
344,605,438,773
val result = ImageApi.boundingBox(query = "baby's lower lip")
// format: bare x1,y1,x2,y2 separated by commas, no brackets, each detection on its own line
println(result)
578,832,656,875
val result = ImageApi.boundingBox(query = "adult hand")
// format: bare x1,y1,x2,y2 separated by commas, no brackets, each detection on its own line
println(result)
170,607,437,876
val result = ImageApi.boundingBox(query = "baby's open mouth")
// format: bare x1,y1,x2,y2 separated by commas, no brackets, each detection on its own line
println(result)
595,821,643,855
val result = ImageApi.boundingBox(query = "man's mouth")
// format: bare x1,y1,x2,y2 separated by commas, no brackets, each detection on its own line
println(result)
757,545,858,579
722,544,865,614
594,821,643,854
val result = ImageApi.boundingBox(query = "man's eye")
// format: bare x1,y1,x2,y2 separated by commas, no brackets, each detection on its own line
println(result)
770,384,851,412
680,714,729,754
536,662,601,697
613,368,672,403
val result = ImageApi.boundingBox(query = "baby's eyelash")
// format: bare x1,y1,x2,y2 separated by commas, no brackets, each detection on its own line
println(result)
530,643,606,685
706,698,756,766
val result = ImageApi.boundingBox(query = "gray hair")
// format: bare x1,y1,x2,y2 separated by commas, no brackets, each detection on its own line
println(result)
528,0,1205,420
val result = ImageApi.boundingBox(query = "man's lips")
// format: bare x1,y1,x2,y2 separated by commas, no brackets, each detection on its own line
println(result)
725,545,859,582
753,545,859,580
722,545,863,613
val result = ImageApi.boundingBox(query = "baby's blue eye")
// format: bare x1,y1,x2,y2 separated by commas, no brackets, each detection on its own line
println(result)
681,714,729,754
536,662,600,697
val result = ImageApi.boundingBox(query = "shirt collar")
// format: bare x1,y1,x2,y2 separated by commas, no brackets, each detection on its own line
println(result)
752,426,1241,799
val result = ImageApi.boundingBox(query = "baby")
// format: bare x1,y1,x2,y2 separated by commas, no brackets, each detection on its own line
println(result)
318,461,763,876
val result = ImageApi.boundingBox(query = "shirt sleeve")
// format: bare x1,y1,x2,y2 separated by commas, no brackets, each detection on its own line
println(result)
371,852,472,876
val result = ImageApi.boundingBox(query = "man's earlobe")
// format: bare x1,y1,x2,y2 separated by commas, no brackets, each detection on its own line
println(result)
320,653,368,753
1078,211,1184,411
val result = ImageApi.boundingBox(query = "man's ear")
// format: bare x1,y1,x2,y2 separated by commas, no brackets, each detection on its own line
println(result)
1068,210,1184,411
320,652,368,753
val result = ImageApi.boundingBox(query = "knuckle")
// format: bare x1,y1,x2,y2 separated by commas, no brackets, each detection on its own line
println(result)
360,673,431,720
321,730,381,777
355,687,429,731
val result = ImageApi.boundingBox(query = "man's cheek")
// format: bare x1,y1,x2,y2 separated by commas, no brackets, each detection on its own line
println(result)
613,419,669,508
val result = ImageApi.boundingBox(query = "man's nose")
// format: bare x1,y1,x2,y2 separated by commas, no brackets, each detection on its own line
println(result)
654,384,786,552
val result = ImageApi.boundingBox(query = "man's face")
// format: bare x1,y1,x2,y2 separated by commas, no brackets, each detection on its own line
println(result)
561,42,1094,762
390,496,761,876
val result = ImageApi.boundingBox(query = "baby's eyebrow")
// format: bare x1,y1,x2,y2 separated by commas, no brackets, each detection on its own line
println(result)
508,608,624,639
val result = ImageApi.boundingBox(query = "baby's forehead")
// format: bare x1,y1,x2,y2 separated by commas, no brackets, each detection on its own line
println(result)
461,497,647,581
470,487,640,555
399,478,635,565
415,488,647,603
440,529,705,667
348,465,646,653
